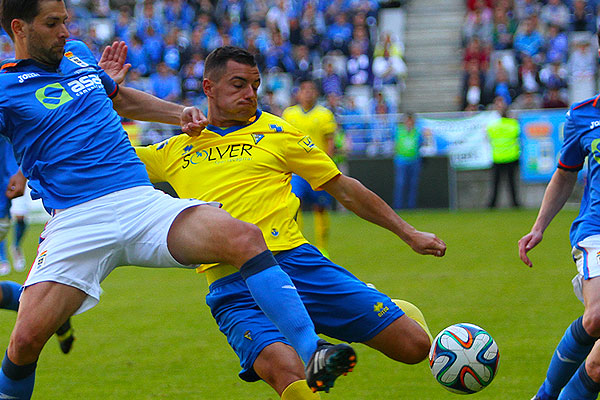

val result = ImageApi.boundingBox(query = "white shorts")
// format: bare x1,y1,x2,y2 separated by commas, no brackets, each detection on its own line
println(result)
0,217,8,241
571,234,600,304
24,186,215,315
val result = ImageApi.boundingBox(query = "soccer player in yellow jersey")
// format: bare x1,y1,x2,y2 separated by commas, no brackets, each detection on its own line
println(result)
282,81,336,256
105,45,446,399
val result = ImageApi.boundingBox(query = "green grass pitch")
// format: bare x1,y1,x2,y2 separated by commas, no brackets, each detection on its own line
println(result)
0,208,582,399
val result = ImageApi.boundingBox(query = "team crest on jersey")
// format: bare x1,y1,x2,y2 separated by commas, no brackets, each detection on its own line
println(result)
596,250,600,265
244,330,253,341
183,144,194,154
64,51,89,68
271,228,279,237
251,134,264,145
298,136,315,153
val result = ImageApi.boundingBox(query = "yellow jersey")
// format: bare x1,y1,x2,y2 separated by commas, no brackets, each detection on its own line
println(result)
135,110,341,283
282,104,337,155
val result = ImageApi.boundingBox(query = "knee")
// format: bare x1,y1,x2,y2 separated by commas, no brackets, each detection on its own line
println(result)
9,326,46,360
225,221,266,261
397,330,430,364
587,359,600,382
583,311,600,338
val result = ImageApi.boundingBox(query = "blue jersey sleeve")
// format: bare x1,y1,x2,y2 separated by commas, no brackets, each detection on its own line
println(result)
559,109,585,171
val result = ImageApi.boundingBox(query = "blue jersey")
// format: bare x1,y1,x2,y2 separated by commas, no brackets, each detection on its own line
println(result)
0,40,151,212
0,136,17,218
559,94,600,246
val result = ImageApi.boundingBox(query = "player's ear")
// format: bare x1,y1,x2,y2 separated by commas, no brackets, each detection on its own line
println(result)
202,78,213,98
11,19,27,39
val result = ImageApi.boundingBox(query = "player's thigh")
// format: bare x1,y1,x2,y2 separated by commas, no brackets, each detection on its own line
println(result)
206,274,290,383
582,276,600,335
279,244,403,342
167,204,265,266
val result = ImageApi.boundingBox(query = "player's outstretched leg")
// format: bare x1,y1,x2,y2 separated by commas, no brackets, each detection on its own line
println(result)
392,299,432,344
0,240,10,276
55,318,75,354
305,339,357,393
533,317,596,400
558,361,600,399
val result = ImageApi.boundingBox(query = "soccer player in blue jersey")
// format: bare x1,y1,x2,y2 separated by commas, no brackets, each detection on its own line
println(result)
519,32,600,400
0,1,331,399
103,43,447,398
0,137,75,354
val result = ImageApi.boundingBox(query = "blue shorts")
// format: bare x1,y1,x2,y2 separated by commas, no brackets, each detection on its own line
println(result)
291,174,333,208
205,244,404,382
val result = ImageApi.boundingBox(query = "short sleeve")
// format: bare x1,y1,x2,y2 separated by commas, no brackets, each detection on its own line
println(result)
135,140,169,182
284,132,340,189
558,110,585,171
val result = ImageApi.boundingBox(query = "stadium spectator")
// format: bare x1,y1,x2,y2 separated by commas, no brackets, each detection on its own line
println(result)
322,61,345,96
514,0,541,20
487,96,521,208
570,0,596,32
292,44,313,82
150,62,181,102
462,61,485,109
140,25,163,71
326,13,353,55
540,0,570,31
463,36,490,71
542,87,569,108
511,90,543,109
113,6,134,42
545,24,569,64
568,37,596,102
265,30,295,73
346,40,371,85
540,60,569,93
517,55,542,96
372,46,406,89
485,60,517,106
513,16,545,63
266,0,291,39
352,25,372,58
492,3,518,50
462,0,494,45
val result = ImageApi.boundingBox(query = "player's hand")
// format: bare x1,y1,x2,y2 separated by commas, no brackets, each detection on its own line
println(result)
181,107,208,136
518,231,543,268
99,41,131,85
407,230,447,257
6,170,26,199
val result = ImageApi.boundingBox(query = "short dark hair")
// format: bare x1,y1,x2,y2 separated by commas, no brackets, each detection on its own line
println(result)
203,46,256,81
0,0,62,40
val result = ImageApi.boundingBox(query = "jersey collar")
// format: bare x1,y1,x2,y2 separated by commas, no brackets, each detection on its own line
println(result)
206,109,262,136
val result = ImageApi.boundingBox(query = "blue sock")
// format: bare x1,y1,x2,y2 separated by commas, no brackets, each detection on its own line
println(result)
0,240,7,262
240,250,319,364
558,362,600,400
0,281,22,311
537,317,596,400
14,220,26,247
0,352,36,399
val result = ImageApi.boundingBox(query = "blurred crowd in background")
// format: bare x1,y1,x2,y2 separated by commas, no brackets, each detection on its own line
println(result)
461,0,599,111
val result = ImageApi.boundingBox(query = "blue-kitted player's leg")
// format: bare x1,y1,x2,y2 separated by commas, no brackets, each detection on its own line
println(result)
534,317,596,400
0,240,10,276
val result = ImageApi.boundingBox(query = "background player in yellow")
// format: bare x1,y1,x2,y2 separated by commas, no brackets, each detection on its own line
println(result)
282,80,336,257
105,44,446,400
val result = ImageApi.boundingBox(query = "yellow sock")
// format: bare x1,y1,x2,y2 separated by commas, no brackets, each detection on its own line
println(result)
314,210,329,255
393,299,433,344
281,380,321,400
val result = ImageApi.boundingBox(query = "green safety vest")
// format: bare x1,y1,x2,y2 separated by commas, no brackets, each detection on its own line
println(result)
487,117,520,164
395,125,420,161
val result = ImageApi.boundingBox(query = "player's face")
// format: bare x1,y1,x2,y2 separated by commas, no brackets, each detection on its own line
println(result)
209,60,260,123
298,82,318,107
23,1,69,67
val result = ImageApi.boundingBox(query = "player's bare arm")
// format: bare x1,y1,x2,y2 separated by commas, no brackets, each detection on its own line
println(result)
321,174,446,257
5,170,26,199
518,168,578,267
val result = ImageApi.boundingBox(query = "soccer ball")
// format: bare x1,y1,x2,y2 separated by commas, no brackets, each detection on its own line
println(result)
429,323,499,394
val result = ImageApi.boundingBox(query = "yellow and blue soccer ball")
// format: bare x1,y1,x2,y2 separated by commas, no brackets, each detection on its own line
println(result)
429,323,499,394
